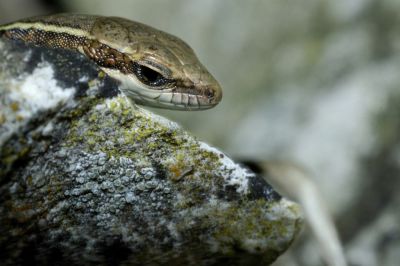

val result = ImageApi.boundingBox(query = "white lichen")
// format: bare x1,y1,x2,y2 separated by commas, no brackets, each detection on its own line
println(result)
9,63,75,115
199,142,252,194
0,63,75,145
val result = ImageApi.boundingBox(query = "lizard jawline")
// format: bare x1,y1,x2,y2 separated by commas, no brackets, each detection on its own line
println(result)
101,68,215,110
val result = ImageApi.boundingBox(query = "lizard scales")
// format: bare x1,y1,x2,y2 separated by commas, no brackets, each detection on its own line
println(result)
0,14,222,110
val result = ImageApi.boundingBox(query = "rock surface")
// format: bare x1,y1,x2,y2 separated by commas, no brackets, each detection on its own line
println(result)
24,2,400,265
0,38,302,265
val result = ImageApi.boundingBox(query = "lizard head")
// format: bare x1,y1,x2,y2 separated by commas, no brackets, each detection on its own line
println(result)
91,17,222,110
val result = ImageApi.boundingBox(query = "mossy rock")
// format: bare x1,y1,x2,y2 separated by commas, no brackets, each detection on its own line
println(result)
0,38,302,265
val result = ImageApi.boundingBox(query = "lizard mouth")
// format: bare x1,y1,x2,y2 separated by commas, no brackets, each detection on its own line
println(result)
102,68,221,110
101,68,222,110
123,89,220,110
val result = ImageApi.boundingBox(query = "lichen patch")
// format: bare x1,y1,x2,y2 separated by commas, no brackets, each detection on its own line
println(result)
199,142,251,194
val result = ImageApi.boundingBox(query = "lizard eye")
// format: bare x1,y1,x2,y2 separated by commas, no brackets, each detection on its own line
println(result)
133,62,169,87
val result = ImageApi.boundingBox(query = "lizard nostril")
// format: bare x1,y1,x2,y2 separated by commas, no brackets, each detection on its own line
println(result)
205,88,214,98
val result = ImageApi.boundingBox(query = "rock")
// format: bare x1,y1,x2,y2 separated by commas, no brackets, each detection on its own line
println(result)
0,38,302,265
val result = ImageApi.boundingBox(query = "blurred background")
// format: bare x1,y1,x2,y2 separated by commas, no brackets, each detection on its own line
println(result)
1,1,400,265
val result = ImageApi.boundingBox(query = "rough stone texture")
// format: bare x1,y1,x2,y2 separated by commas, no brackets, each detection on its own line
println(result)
22,1,400,265
0,38,302,265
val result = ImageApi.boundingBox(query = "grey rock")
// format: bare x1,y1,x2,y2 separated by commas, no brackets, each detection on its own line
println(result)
0,38,302,265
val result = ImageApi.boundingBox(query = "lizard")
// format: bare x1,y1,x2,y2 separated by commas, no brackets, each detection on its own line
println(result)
0,13,222,110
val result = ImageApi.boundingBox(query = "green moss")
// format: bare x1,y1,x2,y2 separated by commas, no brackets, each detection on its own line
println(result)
67,97,176,155
63,95,228,205
206,199,296,254
171,198,300,263
0,138,32,178
62,95,298,255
